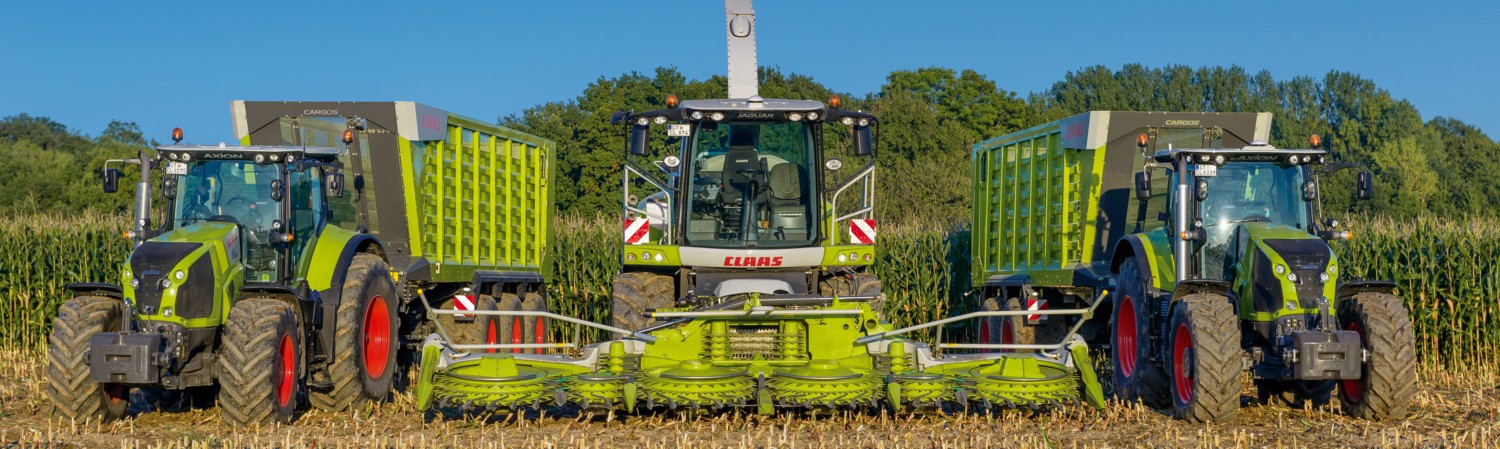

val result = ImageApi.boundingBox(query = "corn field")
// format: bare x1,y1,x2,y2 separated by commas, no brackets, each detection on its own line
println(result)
1,214,1495,372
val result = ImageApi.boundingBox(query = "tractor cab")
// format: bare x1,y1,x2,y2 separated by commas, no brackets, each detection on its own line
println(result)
150,144,346,284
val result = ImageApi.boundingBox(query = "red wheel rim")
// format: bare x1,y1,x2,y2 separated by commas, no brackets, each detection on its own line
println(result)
999,319,1016,353
978,319,992,352
276,334,295,407
533,317,546,354
1343,322,1367,402
485,319,498,354
105,384,128,404
510,316,523,354
1172,323,1194,405
362,295,391,379
1115,295,1138,377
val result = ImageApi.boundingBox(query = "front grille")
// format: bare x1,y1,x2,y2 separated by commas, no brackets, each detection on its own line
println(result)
129,242,203,312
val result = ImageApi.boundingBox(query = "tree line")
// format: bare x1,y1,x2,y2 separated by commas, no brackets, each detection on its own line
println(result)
2,64,1495,222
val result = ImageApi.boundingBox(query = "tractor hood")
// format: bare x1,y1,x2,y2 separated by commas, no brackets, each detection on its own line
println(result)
122,222,239,323
1239,223,1340,318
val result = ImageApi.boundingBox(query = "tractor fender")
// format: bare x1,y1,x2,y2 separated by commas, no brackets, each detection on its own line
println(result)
1110,235,1158,295
306,228,385,359
65,282,123,299
1335,280,1396,301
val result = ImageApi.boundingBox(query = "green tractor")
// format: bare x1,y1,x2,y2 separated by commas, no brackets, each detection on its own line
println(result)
48,130,399,425
410,0,1104,415
1112,137,1415,422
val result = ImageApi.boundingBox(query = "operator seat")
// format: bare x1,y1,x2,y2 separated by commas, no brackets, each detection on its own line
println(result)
721,145,763,205
767,163,807,240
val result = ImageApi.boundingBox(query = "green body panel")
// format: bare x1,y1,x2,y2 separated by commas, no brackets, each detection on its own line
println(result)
121,223,244,328
304,225,362,291
1136,229,1176,290
1231,223,1339,321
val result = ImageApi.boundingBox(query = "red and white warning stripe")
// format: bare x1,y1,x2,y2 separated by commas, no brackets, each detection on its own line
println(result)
624,218,650,245
453,294,475,318
849,219,877,245
1026,298,1048,323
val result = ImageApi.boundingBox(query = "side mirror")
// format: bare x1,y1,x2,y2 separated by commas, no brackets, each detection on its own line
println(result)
1356,171,1373,200
269,179,284,203
162,177,178,200
1302,180,1319,201
1194,178,1209,202
628,124,649,156
103,168,121,193
1134,172,1152,201
326,172,344,198
852,125,874,156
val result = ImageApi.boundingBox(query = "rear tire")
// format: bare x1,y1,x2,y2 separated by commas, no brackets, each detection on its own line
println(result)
497,293,523,352
434,295,499,352
978,297,1002,351
47,296,129,422
1337,292,1416,420
217,297,301,426
1110,257,1169,407
1167,293,1240,423
611,272,675,335
1000,297,1068,348
309,253,399,411
521,292,550,354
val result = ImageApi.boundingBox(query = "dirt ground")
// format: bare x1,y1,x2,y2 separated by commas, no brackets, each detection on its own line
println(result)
2,349,1495,449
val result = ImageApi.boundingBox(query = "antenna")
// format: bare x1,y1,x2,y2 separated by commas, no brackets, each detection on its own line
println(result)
725,0,758,99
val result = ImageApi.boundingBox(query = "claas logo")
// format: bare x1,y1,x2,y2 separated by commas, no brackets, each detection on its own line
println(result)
723,256,783,267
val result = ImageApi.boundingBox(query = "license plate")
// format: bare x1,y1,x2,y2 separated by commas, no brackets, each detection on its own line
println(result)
1194,164,1217,177
165,161,188,175
667,124,691,137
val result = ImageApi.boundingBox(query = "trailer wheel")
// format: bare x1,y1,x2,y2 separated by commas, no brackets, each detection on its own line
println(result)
434,295,499,353
497,293,524,353
978,297,1002,351
521,292,550,354
611,272,674,335
217,297,301,425
310,253,399,411
1255,379,1333,409
46,295,129,422
1110,257,1169,407
1167,293,1240,423
1001,297,1068,349
1337,292,1415,420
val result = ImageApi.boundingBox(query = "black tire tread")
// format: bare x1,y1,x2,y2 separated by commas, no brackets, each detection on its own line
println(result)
309,253,397,411
1338,292,1416,420
611,272,674,334
1002,297,1068,347
46,296,127,422
1111,257,1170,408
217,297,298,426
1169,293,1241,423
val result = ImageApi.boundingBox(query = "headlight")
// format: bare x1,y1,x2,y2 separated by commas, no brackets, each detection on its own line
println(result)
1274,264,1286,275
1213,154,1226,165
787,112,805,121
168,152,179,160
160,278,173,289
1319,272,1331,283
840,117,855,126
652,116,667,125
269,154,280,162
635,117,649,126
130,278,140,288
1287,272,1299,283
807,112,820,121
654,253,664,262
710,112,725,121
1288,155,1300,165
174,270,185,280
837,254,848,263
690,111,704,120
180,153,191,162
857,118,870,127
254,154,266,164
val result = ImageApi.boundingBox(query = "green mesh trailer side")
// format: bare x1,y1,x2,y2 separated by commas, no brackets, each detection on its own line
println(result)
408,114,554,284
970,111,1272,289
232,101,556,284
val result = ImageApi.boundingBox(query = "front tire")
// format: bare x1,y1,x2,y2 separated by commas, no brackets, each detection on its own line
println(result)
217,297,302,425
1000,297,1068,349
47,296,129,422
611,272,675,335
310,253,399,411
1337,292,1416,420
1167,293,1240,423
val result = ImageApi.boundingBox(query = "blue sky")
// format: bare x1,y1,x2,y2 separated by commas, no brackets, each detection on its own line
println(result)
2,1,1495,143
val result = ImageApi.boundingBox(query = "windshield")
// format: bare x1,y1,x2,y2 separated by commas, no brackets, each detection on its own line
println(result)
1196,161,1309,279
684,121,816,248
174,160,285,281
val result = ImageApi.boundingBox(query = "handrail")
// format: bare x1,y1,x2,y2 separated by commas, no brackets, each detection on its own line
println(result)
855,290,1109,351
